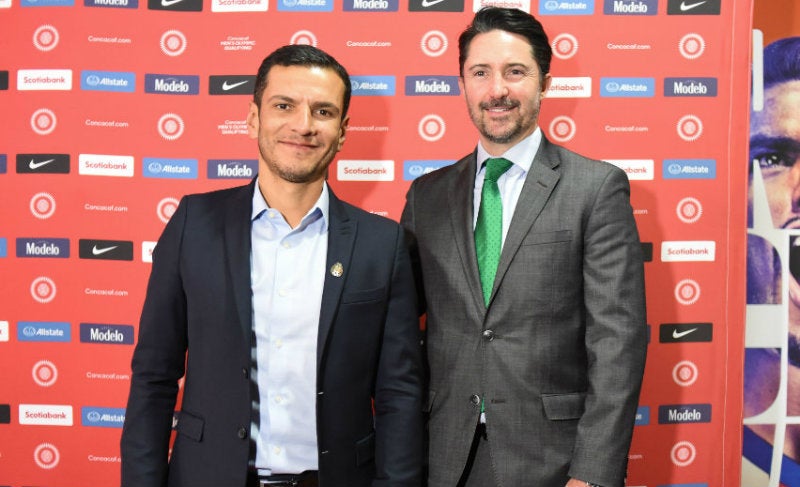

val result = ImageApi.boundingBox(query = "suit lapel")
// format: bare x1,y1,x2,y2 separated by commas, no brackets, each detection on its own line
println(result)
490,138,561,305
225,178,257,343
317,189,356,371
448,153,486,314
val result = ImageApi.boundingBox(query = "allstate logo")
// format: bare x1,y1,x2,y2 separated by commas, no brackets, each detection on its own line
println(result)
87,411,102,422
668,163,682,175
544,0,558,9
23,326,37,337
604,81,620,93
85,75,101,86
282,0,297,5
148,161,163,173
408,165,424,177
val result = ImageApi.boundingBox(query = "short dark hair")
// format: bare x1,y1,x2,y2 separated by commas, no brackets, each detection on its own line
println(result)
763,36,800,89
253,44,352,118
458,7,552,79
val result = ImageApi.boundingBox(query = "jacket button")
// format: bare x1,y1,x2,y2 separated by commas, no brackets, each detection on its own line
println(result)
242,368,249,378
237,427,248,439
470,394,481,405
482,329,494,341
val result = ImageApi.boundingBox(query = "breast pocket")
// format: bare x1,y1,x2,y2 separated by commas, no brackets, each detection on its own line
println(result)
341,286,385,304
520,229,572,246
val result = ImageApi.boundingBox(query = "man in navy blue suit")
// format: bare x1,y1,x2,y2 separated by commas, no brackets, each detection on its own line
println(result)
121,44,423,487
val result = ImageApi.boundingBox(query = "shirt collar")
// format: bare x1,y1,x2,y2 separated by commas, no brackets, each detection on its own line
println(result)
476,127,542,175
251,179,330,232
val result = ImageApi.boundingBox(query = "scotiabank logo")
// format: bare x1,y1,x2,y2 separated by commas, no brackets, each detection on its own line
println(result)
19,404,73,426
79,239,134,261
17,69,72,91
79,154,134,177
211,0,267,11
145,74,200,95
79,323,135,345
661,240,715,262
605,159,653,181
337,160,394,181
208,159,257,179
547,77,591,98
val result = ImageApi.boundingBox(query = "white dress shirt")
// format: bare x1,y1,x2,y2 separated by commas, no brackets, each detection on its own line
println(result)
472,127,544,241
250,181,329,474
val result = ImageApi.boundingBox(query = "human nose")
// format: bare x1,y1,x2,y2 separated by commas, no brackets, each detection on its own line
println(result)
289,107,314,134
489,73,509,98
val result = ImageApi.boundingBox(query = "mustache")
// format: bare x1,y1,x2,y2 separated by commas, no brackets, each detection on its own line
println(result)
480,98,520,110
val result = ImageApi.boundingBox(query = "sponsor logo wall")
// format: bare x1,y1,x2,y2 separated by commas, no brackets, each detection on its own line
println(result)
0,0,750,485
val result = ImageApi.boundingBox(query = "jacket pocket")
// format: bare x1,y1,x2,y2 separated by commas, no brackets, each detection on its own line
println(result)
341,286,385,304
520,229,572,246
541,392,586,420
355,431,375,466
175,410,204,441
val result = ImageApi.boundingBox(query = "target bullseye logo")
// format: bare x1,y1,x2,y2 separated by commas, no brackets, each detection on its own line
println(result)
30,192,56,219
674,278,700,305
676,196,702,224
678,33,705,60
548,116,576,143
677,114,703,142
31,108,57,135
34,443,60,469
158,113,185,141
32,360,58,387
31,276,57,304
418,114,445,142
33,25,59,51
552,33,579,60
670,440,696,467
291,30,317,46
157,197,180,223
421,30,448,57
160,29,187,57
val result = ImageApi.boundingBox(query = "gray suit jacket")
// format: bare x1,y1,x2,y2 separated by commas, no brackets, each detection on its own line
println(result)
400,136,647,487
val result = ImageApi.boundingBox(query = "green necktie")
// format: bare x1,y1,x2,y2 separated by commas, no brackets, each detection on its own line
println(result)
475,157,514,306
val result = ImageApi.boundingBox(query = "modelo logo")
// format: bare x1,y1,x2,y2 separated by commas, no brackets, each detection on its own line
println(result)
79,323,135,344
404,76,460,96
145,74,200,95
343,0,396,10
85,0,139,9
16,238,70,258
664,77,718,97
658,404,711,423
208,159,258,179
603,0,656,14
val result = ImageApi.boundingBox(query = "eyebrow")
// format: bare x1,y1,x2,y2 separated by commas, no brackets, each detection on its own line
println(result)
750,134,800,153
267,95,341,114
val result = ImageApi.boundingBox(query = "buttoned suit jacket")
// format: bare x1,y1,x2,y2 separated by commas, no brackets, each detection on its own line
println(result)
400,136,647,487
121,179,424,487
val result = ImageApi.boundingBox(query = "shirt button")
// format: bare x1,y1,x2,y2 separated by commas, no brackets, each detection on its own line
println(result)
273,446,282,455
470,394,481,405
278,289,288,297
274,394,284,404
482,329,495,341
237,427,248,439
275,339,283,348
282,242,291,249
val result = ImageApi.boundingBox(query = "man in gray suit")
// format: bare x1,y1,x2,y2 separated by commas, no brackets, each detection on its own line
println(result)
400,7,647,487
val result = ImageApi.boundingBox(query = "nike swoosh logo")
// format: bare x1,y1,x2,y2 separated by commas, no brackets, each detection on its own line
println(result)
672,328,698,339
420,0,445,6
222,80,248,91
161,0,185,6
92,245,118,255
680,0,707,11
29,158,55,170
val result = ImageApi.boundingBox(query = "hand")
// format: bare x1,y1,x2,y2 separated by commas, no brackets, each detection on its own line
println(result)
566,479,599,487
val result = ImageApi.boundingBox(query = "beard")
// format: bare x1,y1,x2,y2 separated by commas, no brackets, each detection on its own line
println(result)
468,97,540,145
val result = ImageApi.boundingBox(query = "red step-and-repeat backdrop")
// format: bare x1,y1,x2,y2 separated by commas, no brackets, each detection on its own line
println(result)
0,0,751,485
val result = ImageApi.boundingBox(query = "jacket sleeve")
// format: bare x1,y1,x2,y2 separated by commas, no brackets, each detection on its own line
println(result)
120,197,190,487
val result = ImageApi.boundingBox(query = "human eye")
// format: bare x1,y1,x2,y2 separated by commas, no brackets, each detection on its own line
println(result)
752,151,796,172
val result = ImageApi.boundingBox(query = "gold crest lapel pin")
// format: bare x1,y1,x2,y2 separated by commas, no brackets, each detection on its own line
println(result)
330,262,344,278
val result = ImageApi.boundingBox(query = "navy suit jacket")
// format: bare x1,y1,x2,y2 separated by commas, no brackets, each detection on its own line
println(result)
121,179,424,487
